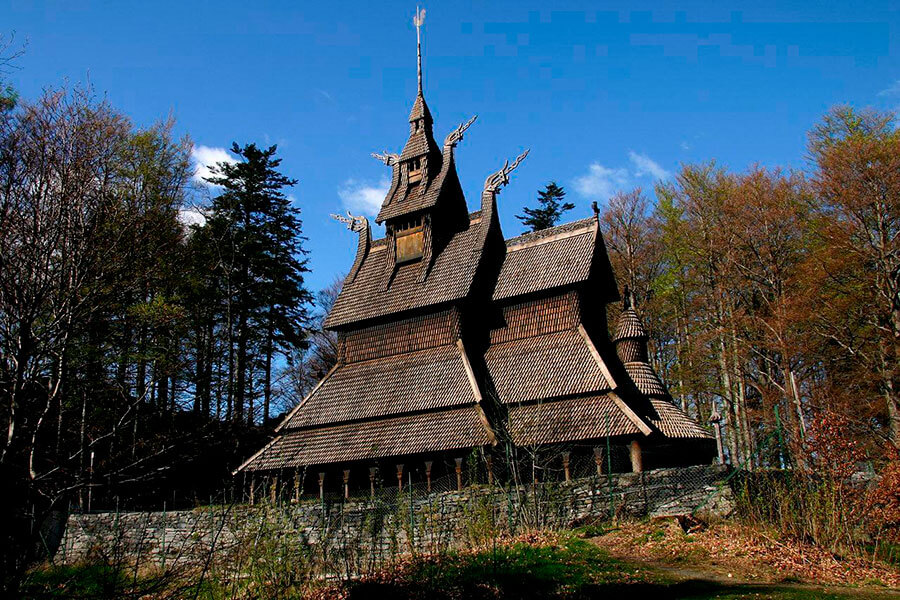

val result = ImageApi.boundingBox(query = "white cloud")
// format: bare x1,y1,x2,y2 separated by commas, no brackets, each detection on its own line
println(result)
314,88,334,102
177,207,207,228
337,177,390,217
878,80,900,97
191,145,237,186
573,163,630,201
574,151,671,201
680,140,691,151
628,151,671,181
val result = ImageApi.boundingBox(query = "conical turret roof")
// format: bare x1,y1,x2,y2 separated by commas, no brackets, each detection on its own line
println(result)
612,287,648,342
408,92,433,124
613,307,647,342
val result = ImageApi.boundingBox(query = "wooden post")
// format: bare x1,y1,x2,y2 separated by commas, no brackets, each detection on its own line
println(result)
396,464,404,492
561,451,571,482
629,440,643,473
270,474,278,504
424,461,433,492
593,447,604,476
369,466,377,498
318,472,325,500
485,455,494,485
455,457,463,491
293,468,301,503
249,475,256,505
343,469,350,499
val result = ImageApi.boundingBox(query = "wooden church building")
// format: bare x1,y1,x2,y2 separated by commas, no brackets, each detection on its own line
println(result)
236,26,714,496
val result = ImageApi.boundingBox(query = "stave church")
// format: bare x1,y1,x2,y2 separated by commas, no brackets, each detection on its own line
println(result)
236,20,715,496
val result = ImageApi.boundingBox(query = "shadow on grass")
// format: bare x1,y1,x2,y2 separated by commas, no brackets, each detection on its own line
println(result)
348,578,882,600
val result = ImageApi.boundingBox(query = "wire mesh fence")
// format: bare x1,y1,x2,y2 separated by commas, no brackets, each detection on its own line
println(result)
57,438,736,590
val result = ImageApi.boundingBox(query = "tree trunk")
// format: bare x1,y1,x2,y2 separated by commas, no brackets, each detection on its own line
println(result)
193,323,205,414
264,321,273,425
156,360,168,415
235,309,247,423
203,319,213,416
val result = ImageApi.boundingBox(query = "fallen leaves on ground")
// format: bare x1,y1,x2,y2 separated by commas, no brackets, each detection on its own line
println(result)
592,519,900,588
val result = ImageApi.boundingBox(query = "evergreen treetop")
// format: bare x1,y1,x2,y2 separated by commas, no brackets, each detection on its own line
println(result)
516,181,575,232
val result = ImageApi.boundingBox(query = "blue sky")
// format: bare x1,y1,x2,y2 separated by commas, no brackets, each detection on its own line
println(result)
4,1,900,293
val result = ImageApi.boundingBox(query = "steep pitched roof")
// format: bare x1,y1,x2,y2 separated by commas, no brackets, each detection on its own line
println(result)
283,345,476,430
377,139,458,223
485,329,611,404
324,215,483,329
408,92,433,124
242,406,492,469
613,307,648,341
508,394,645,445
493,218,599,301
647,400,713,439
624,361,668,397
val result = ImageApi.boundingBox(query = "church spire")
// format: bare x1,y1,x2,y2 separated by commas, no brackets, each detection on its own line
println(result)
408,7,432,124
415,7,425,95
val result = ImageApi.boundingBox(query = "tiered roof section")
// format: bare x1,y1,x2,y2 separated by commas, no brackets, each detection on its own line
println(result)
612,291,712,440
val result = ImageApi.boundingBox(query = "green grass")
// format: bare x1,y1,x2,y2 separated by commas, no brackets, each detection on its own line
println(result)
347,534,655,599
21,535,894,599
20,564,131,599
344,535,893,600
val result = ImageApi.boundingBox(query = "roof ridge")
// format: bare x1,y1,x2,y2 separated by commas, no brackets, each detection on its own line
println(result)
505,216,596,248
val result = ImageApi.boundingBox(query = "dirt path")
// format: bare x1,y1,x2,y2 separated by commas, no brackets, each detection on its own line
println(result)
639,560,899,597
589,532,900,598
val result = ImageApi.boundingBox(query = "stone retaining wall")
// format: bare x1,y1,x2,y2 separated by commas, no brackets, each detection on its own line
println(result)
57,464,733,567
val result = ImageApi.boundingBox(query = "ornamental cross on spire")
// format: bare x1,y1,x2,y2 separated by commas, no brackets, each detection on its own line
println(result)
413,7,426,94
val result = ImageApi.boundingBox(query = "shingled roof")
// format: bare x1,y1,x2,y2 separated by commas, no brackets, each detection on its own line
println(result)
377,142,459,223
624,361,668,397
243,406,492,470
613,307,648,341
508,394,644,446
324,216,483,328
493,218,598,301
647,400,713,439
485,329,611,404
283,344,477,429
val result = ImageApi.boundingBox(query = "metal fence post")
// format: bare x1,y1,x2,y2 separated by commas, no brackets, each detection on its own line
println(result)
161,501,166,571
607,414,614,520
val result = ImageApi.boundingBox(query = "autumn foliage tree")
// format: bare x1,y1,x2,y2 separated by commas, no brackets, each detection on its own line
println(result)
597,108,900,469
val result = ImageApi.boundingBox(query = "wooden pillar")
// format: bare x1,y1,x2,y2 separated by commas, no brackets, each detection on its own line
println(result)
249,475,256,505
561,451,571,482
485,455,494,485
455,457,464,491
269,474,278,504
424,461,433,492
318,472,325,500
396,464,404,492
293,468,301,503
369,466,377,498
343,469,350,499
593,447,604,476
629,440,643,473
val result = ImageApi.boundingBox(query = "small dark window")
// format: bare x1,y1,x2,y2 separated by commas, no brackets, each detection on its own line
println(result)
408,158,423,183
395,217,424,263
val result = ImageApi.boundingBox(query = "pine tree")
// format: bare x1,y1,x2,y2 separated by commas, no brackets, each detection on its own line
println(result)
203,143,312,425
516,181,574,232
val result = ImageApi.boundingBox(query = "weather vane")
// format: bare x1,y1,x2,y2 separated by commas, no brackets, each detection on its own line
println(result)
413,7,426,93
